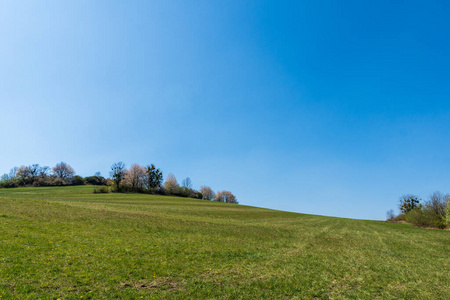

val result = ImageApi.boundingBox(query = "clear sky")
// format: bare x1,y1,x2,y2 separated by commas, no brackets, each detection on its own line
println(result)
1,0,449,220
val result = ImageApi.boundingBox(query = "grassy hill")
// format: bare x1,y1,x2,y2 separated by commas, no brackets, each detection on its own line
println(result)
0,186,449,299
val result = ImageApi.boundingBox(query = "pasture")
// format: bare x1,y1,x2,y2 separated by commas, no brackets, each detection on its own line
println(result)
0,186,449,299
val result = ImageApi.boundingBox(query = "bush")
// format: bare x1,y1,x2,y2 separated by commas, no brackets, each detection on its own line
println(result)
93,186,109,194
405,205,447,229
405,206,430,227
72,176,85,186
0,179,20,188
85,176,106,186
447,198,450,226
178,187,190,197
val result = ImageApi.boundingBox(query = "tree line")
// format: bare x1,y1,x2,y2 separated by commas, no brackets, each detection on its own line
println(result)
387,191,450,229
0,162,238,204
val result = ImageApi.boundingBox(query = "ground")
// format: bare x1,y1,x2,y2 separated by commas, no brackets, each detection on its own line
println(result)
0,186,449,299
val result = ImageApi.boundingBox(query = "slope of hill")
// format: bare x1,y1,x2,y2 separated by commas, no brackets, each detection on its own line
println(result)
0,186,449,299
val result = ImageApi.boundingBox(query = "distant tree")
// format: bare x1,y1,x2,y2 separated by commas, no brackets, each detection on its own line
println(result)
200,186,215,200
123,164,147,192
182,177,192,189
146,164,163,190
85,175,106,185
38,166,51,178
94,171,102,177
427,191,448,217
8,167,18,180
17,166,33,181
399,194,420,214
110,162,126,190
446,197,450,226
0,173,8,182
52,162,75,182
72,175,85,185
27,164,39,179
386,209,395,220
164,173,179,195
215,190,238,204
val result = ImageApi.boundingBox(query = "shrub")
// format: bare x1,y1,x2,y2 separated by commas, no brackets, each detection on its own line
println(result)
405,205,447,229
178,186,190,197
85,176,106,185
446,197,450,226
72,176,85,186
93,186,109,194
0,179,20,188
405,206,430,227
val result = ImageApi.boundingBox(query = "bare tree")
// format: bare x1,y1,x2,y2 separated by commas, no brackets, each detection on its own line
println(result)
38,166,51,178
386,209,395,220
215,190,238,204
200,186,215,200
164,173,179,195
9,167,18,180
29,164,40,178
123,164,147,192
182,177,192,189
52,162,75,181
427,191,448,217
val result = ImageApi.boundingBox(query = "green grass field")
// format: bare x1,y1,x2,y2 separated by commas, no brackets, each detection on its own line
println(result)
0,186,449,299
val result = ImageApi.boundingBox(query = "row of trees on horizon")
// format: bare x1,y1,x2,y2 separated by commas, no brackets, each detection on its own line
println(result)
0,162,238,204
387,191,449,229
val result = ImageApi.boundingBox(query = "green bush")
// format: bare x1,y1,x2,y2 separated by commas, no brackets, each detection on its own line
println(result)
72,176,85,186
405,205,447,229
446,198,450,226
178,187,190,197
85,176,106,185
93,186,109,194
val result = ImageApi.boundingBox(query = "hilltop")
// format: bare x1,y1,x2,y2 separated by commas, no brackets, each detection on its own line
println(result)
0,186,449,299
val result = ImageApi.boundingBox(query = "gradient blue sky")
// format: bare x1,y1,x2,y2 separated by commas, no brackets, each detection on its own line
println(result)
1,0,449,220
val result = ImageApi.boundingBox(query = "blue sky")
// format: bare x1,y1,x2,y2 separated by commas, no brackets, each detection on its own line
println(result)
1,0,449,220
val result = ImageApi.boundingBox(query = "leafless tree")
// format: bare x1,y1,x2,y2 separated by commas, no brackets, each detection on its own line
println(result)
1,167,18,181
9,167,18,180
386,209,395,220
164,173,179,195
215,190,238,204
38,166,51,178
200,186,215,200
52,162,75,181
182,177,192,189
427,191,448,217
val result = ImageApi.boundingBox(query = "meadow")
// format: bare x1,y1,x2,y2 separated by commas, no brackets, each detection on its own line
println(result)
0,186,449,299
